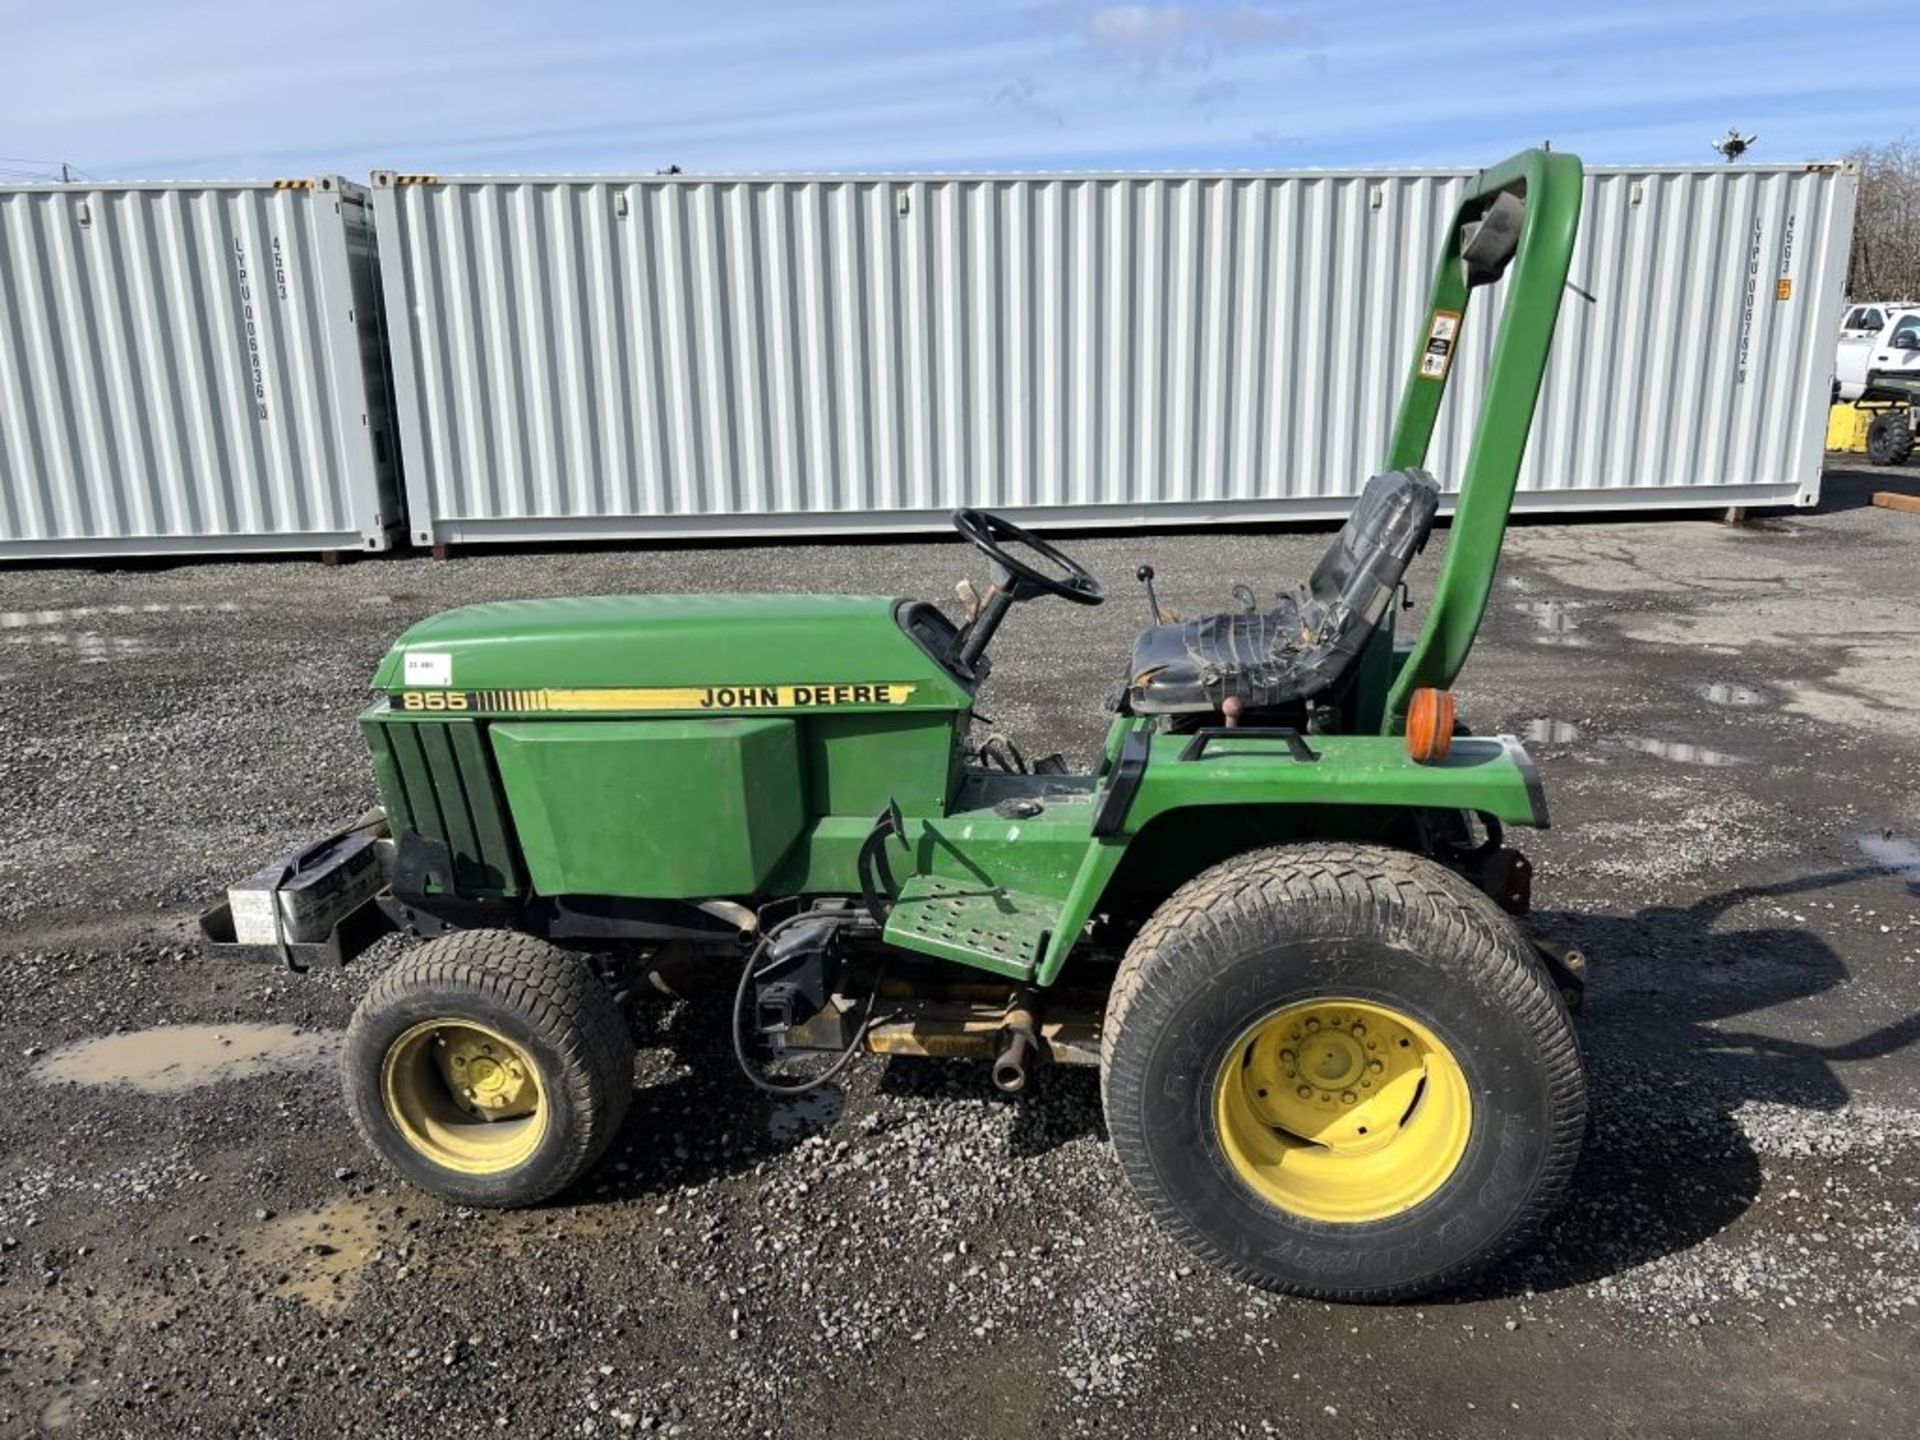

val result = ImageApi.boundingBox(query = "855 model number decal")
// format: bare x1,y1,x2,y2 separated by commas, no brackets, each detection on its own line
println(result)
393,682,921,714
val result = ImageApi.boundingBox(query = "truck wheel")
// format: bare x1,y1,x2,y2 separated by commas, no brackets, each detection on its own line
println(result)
1102,842,1584,1301
343,930,635,1207
1867,411,1914,466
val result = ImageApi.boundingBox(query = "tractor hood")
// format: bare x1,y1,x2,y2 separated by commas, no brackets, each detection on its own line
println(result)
371,593,971,713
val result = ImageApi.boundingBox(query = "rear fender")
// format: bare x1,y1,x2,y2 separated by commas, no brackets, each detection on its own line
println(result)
1034,732,1546,984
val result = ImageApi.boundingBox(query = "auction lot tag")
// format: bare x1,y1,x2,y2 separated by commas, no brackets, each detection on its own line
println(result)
1420,311,1462,380
403,651,453,687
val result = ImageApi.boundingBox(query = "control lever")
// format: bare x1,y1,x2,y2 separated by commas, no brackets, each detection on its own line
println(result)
1136,565,1168,625
955,576,983,623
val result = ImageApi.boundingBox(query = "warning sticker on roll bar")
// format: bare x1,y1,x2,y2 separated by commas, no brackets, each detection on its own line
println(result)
1420,311,1461,380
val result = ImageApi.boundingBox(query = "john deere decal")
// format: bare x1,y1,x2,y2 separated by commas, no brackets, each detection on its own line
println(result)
395,683,920,714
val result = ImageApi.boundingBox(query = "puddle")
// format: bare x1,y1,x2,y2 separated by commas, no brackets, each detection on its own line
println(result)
1859,832,1920,882
1515,599,1590,646
1522,718,1582,744
32,1023,339,1094
250,1197,386,1312
2,631,152,663
0,601,244,627
1608,736,1746,767
766,1086,845,1143
1699,681,1770,708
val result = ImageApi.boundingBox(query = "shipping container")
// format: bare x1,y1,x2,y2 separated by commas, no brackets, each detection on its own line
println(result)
0,177,400,561
371,163,1856,546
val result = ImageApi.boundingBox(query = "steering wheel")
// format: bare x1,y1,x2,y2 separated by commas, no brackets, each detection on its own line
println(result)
952,509,1105,607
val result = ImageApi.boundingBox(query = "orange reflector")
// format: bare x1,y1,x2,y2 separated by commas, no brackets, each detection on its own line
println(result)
1406,688,1456,763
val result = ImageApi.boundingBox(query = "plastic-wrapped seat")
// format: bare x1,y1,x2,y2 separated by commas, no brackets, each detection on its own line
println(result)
1125,469,1441,715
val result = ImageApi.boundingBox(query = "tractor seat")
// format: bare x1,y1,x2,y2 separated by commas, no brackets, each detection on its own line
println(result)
1125,468,1441,715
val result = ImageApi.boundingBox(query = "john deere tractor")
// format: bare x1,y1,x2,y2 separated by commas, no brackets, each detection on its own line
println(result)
221,149,1591,1301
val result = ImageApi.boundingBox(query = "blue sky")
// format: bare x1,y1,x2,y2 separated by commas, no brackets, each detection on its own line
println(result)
2,0,1912,181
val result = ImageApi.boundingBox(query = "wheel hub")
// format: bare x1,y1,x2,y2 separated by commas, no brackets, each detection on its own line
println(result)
1214,998,1472,1222
439,1031,537,1117
381,1019,548,1176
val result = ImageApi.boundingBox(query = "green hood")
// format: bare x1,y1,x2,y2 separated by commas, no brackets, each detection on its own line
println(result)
371,593,970,713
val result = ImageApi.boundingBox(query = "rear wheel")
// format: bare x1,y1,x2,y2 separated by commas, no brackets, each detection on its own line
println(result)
1102,842,1584,1301
1867,410,1914,466
343,929,634,1207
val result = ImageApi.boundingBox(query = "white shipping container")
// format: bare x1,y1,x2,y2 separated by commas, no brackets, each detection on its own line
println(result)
0,178,400,560
371,162,1857,546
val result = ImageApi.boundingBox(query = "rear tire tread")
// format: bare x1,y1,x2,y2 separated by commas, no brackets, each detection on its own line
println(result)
1101,841,1585,1302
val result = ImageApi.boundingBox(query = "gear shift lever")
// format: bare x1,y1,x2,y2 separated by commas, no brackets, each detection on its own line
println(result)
1136,564,1168,625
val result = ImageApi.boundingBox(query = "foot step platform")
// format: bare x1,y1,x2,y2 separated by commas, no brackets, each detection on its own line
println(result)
883,875,1056,980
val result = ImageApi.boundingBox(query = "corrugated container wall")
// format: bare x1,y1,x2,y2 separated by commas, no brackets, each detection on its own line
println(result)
373,163,1856,545
0,178,400,560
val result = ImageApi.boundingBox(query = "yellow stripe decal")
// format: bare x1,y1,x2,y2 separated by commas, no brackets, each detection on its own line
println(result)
394,683,919,715
534,682,918,712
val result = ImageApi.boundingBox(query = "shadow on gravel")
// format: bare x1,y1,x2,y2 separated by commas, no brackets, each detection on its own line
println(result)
1472,865,1920,1300
1816,460,1920,514
573,990,1105,1206
874,1055,1105,1158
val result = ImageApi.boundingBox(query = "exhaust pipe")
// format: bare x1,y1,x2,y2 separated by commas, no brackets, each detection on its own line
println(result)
993,1000,1040,1094
695,898,760,944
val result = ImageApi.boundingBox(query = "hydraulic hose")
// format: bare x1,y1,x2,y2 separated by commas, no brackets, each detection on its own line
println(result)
729,913,887,1097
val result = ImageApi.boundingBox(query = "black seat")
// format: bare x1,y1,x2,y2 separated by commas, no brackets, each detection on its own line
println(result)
1125,469,1440,715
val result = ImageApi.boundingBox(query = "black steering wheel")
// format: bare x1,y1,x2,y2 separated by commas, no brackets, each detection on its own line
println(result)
952,508,1105,607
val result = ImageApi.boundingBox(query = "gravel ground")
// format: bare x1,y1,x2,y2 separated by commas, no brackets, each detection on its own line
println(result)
3,459,1919,1438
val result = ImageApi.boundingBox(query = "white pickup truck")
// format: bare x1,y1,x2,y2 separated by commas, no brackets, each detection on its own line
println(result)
1835,307,1920,401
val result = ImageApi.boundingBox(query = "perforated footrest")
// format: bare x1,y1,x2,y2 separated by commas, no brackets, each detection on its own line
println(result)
883,875,1056,980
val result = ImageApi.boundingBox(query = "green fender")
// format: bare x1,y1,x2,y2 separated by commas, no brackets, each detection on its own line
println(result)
1034,724,1545,985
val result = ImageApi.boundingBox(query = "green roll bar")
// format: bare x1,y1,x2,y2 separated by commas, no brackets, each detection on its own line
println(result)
1381,148,1585,732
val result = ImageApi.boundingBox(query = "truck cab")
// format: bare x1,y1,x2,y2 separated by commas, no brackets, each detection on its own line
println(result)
1836,305,1920,401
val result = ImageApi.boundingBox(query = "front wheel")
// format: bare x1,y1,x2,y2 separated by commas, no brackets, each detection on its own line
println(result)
343,929,635,1207
1101,842,1584,1301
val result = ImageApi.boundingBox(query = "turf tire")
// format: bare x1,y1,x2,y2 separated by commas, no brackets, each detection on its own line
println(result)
343,929,635,1207
1102,842,1585,1301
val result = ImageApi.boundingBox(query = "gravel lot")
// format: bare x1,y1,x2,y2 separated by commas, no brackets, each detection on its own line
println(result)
3,459,1919,1438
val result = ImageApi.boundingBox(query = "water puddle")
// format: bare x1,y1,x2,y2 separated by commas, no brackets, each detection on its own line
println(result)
1515,599,1590,646
1521,718,1582,744
0,601,244,627
1699,681,1770,709
1859,831,1920,882
249,1197,386,1312
1607,736,1746,767
766,1086,845,1143
2,631,152,663
32,1023,339,1094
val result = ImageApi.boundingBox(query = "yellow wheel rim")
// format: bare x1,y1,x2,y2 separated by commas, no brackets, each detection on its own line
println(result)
381,1019,549,1176
1213,998,1471,1223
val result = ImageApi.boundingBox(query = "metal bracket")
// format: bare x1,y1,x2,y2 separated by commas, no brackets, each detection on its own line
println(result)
1090,727,1153,838
1176,727,1320,764
856,799,908,925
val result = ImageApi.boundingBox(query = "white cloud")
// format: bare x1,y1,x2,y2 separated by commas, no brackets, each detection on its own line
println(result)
1085,4,1313,69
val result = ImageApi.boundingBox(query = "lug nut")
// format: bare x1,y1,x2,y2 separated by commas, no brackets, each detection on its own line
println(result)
1280,1049,1295,1064
1350,1024,1367,1039
1297,1085,1313,1099
1305,1019,1321,1033
1369,1059,1384,1073
1341,1091,1356,1105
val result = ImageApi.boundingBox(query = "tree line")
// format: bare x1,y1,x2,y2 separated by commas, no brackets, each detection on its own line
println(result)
1848,138,1920,300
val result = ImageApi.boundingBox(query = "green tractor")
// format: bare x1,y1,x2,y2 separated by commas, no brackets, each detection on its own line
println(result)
227,149,1592,1301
